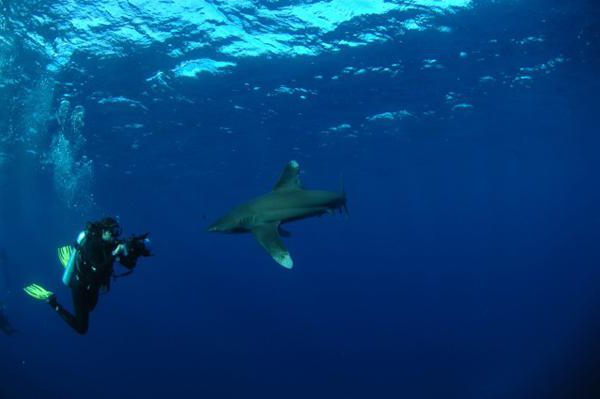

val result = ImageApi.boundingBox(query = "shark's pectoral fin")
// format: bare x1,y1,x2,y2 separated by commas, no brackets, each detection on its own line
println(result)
252,222,293,269
273,160,302,192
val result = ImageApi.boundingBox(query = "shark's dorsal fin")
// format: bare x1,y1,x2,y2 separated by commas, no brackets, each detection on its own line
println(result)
273,160,302,192
251,222,293,269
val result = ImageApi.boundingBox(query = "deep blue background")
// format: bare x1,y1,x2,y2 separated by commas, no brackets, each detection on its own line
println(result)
1,1,600,398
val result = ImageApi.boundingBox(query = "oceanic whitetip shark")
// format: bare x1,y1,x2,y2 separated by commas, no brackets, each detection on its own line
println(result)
208,160,347,269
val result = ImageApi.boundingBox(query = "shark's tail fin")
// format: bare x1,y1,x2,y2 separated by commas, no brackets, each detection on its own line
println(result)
340,174,349,218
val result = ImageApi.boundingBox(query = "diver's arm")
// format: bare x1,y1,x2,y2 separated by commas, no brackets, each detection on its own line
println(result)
113,239,139,269
112,244,128,257
114,235,151,269
112,243,136,269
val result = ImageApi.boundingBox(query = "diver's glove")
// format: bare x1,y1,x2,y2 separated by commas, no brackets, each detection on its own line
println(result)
23,284,54,302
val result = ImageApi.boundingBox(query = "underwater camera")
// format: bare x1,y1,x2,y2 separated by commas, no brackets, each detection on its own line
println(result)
123,233,152,259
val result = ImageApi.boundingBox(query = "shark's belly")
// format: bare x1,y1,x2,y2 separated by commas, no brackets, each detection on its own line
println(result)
245,190,341,226
258,207,327,224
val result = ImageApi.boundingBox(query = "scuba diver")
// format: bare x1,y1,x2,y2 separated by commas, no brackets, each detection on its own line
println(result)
0,250,16,335
0,249,10,293
24,217,151,335
0,302,16,335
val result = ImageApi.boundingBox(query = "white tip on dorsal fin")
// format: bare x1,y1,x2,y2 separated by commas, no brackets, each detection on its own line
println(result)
273,160,302,192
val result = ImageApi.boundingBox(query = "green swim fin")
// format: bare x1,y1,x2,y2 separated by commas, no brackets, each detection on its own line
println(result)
57,245,74,268
23,283,54,301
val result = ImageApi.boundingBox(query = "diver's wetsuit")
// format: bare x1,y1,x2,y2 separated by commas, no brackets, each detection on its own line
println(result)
0,308,16,335
49,233,136,335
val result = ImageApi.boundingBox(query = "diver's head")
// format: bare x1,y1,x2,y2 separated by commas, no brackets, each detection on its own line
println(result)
100,217,121,241
101,229,114,242
88,217,121,241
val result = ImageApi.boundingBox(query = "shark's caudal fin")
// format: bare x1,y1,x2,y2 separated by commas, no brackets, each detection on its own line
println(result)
341,201,349,218
273,160,302,192
340,173,349,217
251,222,293,269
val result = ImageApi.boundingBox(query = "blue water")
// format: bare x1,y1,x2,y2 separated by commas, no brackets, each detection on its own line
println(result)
1,0,600,398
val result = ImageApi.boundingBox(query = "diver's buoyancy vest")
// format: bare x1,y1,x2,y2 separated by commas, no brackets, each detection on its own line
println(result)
75,232,115,288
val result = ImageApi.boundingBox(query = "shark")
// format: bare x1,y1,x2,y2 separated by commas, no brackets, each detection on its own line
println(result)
208,160,347,269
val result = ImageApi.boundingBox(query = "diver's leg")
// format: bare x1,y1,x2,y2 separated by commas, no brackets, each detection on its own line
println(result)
48,286,92,335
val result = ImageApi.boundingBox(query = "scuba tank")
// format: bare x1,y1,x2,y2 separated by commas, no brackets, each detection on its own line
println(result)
61,231,86,287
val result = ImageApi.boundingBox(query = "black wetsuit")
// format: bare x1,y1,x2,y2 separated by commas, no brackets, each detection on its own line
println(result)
49,233,136,335
0,308,16,335
0,249,10,291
